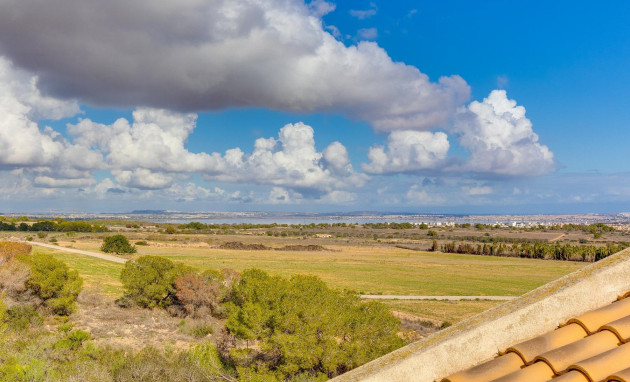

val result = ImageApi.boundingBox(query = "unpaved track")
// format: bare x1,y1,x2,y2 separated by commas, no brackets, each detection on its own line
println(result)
549,233,567,242
20,241,128,264
360,295,517,301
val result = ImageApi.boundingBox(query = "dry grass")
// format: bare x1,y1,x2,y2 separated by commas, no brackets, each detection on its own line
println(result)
381,299,503,324
39,235,585,300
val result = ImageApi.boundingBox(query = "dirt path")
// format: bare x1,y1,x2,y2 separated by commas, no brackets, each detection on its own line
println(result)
360,295,518,301
549,233,566,242
21,240,128,264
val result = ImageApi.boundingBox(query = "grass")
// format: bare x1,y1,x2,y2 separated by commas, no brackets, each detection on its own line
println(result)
40,238,585,298
34,247,124,296
381,299,504,323
135,245,584,296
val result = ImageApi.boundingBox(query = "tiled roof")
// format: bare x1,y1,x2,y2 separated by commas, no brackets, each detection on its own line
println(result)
441,294,630,382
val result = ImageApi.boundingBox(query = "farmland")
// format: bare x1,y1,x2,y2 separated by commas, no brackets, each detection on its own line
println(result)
16,224,599,324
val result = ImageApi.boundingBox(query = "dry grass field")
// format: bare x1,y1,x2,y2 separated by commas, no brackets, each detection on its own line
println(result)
24,230,590,324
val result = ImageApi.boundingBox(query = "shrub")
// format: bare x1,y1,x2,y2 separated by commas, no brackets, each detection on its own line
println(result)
135,240,149,246
225,269,403,379
189,324,213,338
0,297,6,333
23,253,83,315
4,305,42,331
174,273,220,318
0,241,32,265
54,329,90,350
120,256,192,308
101,235,136,254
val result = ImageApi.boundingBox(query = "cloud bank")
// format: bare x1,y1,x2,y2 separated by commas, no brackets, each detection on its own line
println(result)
0,0,469,132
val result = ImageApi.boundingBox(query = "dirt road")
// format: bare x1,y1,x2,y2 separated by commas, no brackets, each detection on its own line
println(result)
21,240,128,264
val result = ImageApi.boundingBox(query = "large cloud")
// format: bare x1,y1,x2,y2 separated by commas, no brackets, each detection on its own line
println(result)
69,111,365,193
68,109,222,173
208,122,368,192
0,57,102,180
362,131,450,174
452,90,555,176
0,0,469,131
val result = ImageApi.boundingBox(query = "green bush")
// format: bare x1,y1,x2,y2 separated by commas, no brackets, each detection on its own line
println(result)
4,305,42,331
101,234,136,254
120,256,192,308
54,329,90,350
135,240,149,246
189,324,213,338
225,269,403,379
23,253,83,315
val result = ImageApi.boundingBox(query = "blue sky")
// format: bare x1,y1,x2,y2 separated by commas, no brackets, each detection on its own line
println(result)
0,0,628,213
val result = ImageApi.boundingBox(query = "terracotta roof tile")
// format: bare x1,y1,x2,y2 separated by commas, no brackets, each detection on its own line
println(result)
534,330,620,374
601,315,630,342
566,297,630,334
486,361,554,382
551,370,591,382
569,342,630,382
440,295,630,382
439,353,523,382
504,323,587,364
607,367,630,382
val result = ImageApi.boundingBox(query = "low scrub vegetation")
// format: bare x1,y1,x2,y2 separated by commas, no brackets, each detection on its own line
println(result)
0,242,32,265
117,255,403,380
0,243,82,316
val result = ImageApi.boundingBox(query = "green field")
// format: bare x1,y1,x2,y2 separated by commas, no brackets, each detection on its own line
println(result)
29,238,586,324
41,240,585,297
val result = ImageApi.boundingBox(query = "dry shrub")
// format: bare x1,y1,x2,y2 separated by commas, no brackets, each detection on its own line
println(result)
77,287,106,307
0,260,33,300
220,268,241,289
0,241,32,265
174,273,219,318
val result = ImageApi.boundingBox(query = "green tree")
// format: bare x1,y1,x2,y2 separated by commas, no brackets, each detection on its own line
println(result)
101,235,136,254
23,253,83,315
225,269,403,380
120,255,192,308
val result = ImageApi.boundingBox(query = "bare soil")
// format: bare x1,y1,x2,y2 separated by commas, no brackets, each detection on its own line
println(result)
70,290,221,351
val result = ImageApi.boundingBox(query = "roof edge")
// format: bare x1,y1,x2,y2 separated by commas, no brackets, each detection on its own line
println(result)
332,248,630,382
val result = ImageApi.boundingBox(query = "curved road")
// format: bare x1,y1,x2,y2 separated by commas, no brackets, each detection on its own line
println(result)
21,240,128,264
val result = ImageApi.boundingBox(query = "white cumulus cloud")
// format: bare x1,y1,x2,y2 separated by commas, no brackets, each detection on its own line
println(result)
452,90,555,176
68,109,221,173
0,57,102,183
210,122,368,192
362,130,450,174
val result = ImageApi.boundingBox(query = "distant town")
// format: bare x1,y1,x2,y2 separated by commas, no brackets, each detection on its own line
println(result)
2,211,629,230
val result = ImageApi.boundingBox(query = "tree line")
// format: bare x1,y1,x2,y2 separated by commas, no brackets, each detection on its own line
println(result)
0,220,108,232
436,240,628,262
